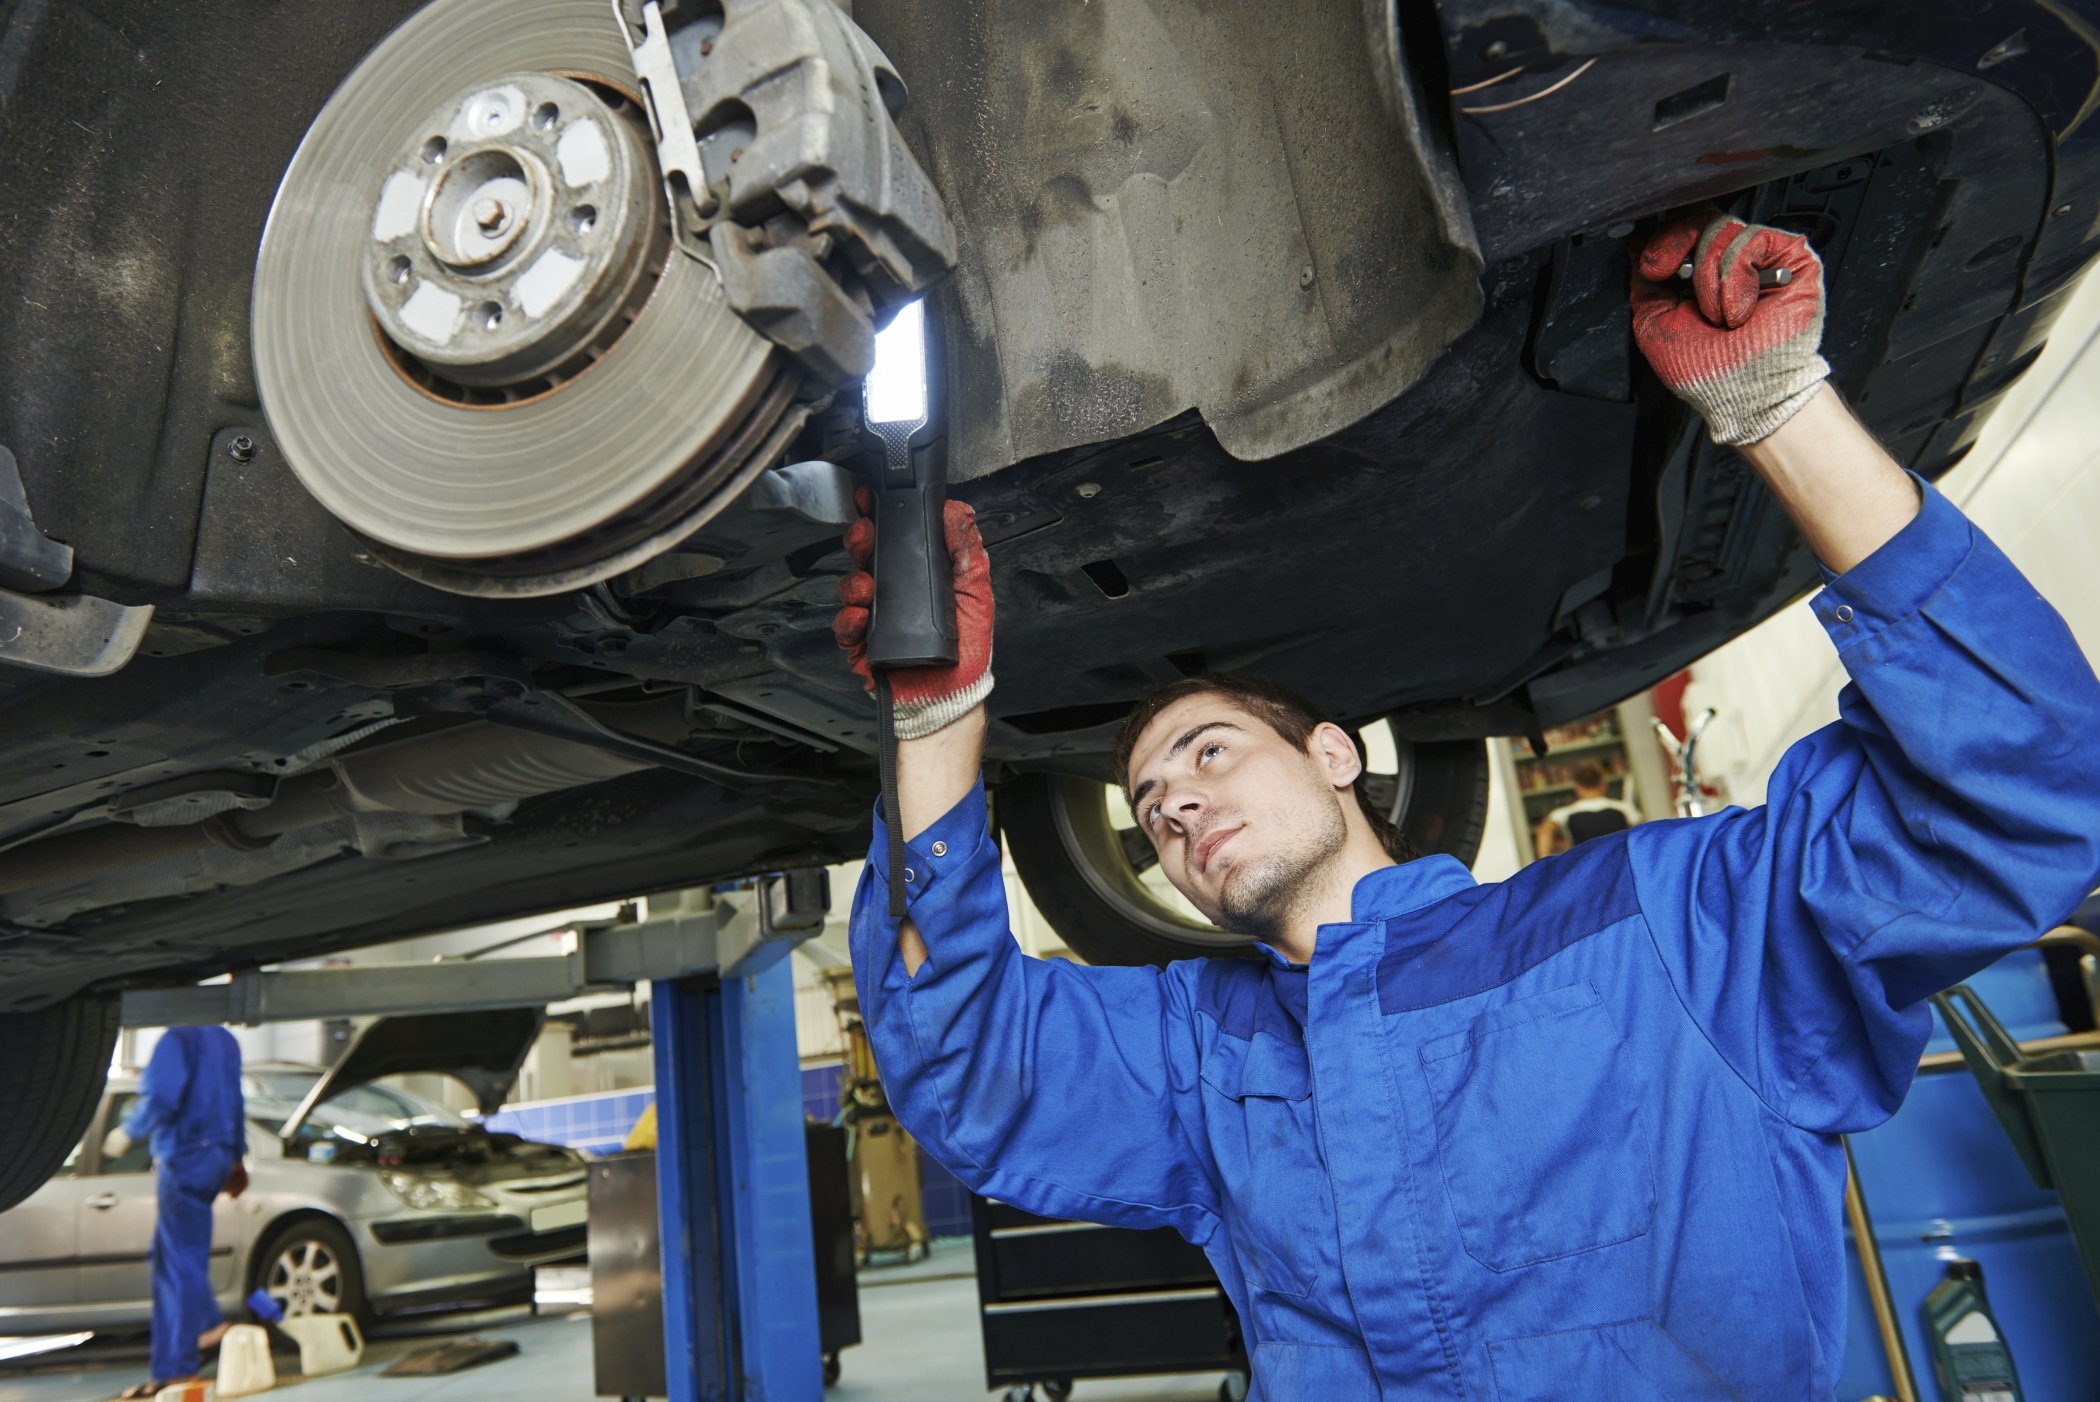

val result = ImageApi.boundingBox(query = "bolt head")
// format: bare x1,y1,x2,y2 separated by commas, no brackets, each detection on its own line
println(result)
227,434,257,463
1075,482,1102,499
1299,265,1315,289
2055,202,2074,219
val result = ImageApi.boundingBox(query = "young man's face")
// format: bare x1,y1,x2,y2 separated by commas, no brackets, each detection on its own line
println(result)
1124,695,1362,937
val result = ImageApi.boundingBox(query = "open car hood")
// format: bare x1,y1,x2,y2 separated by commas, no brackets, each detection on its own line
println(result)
280,1006,543,1139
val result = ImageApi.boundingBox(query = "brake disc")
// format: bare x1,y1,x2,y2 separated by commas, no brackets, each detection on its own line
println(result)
252,0,794,597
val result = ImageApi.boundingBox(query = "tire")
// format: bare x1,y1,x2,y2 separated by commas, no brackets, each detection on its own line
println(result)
1379,737,1491,865
1002,734,1489,968
253,1217,369,1326
0,995,119,1212
822,1351,842,1386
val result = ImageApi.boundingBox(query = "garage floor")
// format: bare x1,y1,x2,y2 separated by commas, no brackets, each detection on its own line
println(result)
0,1260,1232,1401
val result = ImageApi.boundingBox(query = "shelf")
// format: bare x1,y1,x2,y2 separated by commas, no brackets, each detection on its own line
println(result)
1523,780,1631,803
1517,736,1626,761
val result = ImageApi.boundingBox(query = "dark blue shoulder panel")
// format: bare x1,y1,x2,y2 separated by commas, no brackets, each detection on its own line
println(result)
1376,836,1642,1013
1191,957,1301,1044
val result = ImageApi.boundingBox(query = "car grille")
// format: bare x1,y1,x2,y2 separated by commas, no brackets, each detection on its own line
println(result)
489,1223,587,1261
372,1214,523,1244
500,1174,587,1195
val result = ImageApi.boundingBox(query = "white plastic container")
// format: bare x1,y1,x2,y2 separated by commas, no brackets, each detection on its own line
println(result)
211,1323,276,1398
277,1313,365,1377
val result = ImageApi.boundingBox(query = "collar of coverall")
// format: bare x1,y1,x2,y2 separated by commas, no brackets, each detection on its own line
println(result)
1253,854,1479,968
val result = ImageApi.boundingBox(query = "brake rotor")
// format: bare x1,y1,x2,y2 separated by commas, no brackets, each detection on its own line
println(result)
252,0,794,597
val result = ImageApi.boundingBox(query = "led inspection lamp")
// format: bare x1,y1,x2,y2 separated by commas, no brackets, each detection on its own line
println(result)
861,301,959,915
862,300,958,670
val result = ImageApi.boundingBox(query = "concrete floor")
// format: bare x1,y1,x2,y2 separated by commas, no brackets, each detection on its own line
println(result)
0,1255,1233,1401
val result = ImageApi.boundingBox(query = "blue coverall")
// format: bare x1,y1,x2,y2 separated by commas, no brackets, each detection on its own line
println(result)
850,483,2100,1398
123,1025,244,1383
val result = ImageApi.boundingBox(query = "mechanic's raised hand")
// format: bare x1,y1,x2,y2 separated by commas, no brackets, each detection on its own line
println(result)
101,1127,132,1161
1630,209,1829,446
833,492,994,740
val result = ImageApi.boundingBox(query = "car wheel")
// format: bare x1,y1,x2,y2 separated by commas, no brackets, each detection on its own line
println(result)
1001,731,1489,968
255,1218,369,1325
0,996,119,1211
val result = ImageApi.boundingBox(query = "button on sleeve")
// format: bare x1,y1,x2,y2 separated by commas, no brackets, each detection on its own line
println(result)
1812,475,1971,647
867,781,991,910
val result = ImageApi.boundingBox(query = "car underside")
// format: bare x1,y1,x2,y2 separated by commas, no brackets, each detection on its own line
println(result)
2,0,2097,1202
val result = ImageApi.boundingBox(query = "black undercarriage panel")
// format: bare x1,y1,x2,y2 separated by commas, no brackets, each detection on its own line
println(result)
2,0,2096,1005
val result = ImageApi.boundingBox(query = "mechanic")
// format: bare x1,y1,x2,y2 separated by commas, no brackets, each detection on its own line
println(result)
832,209,2100,1397
104,1025,248,1400
1533,760,1644,856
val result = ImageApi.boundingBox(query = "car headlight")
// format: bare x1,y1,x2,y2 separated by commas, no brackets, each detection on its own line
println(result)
378,1169,495,1212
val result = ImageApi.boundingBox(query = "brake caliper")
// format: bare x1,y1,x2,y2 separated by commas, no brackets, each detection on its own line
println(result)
616,0,956,385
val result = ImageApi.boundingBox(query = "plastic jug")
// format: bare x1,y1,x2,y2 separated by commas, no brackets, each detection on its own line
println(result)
1923,1258,2024,1402
212,1323,277,1399
277,1313,365,1376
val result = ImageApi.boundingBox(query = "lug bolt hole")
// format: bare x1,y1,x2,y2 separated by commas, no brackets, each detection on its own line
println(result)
475,301,505,331
420,135,448,164
385,254,412,285
532,101,560,131
567,204,598,234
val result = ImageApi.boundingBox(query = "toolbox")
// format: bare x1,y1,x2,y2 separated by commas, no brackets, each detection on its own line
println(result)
970,1194,1248,1401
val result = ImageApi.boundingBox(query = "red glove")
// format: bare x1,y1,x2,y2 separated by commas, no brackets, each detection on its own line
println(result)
1630,209,1829,446
833,492,995,740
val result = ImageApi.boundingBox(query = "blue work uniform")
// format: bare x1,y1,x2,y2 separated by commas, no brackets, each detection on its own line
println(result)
123,1025,244,1383
850,483,2100,1399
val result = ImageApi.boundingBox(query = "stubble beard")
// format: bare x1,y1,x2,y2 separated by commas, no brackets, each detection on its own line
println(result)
1211,796,1349,942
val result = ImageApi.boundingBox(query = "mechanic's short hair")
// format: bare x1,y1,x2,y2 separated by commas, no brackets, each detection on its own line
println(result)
1112,675,1420,863
1574,761,1607,791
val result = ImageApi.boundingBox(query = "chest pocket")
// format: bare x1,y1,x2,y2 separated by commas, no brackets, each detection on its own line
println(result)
1200,1033,1323,1298
1419,980,1653,1272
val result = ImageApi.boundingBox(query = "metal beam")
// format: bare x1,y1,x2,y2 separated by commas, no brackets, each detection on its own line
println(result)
119,870,830,1028
121,955,592,1028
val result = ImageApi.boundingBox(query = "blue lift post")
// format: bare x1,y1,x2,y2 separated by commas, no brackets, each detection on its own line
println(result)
652,957,824,1401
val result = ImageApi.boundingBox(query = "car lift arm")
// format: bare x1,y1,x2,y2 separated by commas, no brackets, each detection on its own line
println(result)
117,870,829,1028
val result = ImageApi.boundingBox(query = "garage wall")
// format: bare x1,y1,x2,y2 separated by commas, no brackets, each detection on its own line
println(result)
1678,268,2100,805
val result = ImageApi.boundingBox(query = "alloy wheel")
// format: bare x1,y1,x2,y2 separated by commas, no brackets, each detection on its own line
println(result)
267,1238,345,1318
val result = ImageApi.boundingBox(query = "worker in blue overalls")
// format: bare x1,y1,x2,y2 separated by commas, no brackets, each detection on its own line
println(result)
830,207,2100,1398
104,1025,247,1400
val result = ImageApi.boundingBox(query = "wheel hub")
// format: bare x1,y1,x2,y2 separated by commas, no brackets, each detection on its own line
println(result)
364,73,663,390
271,1241,338,1316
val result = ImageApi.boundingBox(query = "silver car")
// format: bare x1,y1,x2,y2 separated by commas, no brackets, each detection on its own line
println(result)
0,1010,587,1334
